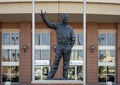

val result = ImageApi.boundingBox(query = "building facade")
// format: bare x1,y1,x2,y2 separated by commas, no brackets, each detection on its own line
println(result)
0,0,120,85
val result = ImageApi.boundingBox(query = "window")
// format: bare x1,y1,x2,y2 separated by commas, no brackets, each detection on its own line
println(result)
69,32,83,81
98,33,115,46
35,33,50,45
99,66,115,82
71,50,83,60
68,66,83,80
35,66,50,80
74,33,83,46
34,32,50,80
35,50,50,60
98,32,116,83
2,32,19,82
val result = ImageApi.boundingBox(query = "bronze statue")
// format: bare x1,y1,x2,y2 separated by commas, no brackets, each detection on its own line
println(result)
40,10,75,79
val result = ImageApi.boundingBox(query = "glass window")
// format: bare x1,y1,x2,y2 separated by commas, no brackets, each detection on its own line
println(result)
41,50,50,60
77,66,83,81
71,50,77,60
76,33,83,45
2,33,10,45
98,32,116,83
99,75,106,82
98,50,115,63
75,33,83,45
2,50,10,62
35,50,41,60
2,49,19,62
107,75,114,82
107,34,115,45
11,33,19,45
2,32,19,83
35,32,50,45
98,34,106,45
99,50,106,62
71,50,83,60
98,66,115,82
34,66,50,80
42,67,49,80
11,50,19,62
98,33,115,46
2,33,19,45
2,66,11,82
42,33,50,45
78,50,83,60
35,50,50,60
11,66,19,82
2,65,19,82
35,66,42,80
107,66,115,74
35,33,40,45
68,67,75,80
106,50,115,62
34,32,50,80
68,66,83,80
99,66,107,75
69,32,83,81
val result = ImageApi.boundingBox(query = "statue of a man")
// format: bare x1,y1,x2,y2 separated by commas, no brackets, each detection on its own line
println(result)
40,10,75,79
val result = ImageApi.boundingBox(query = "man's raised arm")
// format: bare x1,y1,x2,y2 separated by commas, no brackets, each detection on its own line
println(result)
40,10,57,29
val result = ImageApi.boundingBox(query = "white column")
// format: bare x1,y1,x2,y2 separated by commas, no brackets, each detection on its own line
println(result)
32,0,35,81
83,0,86,85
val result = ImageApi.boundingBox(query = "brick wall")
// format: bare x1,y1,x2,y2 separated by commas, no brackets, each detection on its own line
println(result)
116,23,120,84
0,23,1,84
20,22,32,84
0,22,119,85
0,22,19,28
86,23,98,84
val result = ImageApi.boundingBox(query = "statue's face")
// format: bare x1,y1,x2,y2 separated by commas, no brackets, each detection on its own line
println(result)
61,14,69,24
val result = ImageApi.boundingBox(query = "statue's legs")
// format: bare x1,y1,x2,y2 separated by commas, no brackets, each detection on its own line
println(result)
63,45,71,78
47,46,62,78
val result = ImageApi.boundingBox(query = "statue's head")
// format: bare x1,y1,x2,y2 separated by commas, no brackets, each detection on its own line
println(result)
61,14,69,24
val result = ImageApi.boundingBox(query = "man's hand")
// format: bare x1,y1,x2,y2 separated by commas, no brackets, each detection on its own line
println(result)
40,10,46,17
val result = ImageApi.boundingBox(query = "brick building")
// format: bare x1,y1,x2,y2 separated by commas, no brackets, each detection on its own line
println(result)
0,0,120,85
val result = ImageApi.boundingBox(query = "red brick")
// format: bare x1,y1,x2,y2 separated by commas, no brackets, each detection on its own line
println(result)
20,22,32,84
116,23,120,83
86,23,98,84
0,23,1,84
0,22,119,85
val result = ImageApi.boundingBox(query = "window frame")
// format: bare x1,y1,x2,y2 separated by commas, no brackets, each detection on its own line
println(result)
98,32,116,83
34,31,50,81
1,32,20,83
69,32,83,81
